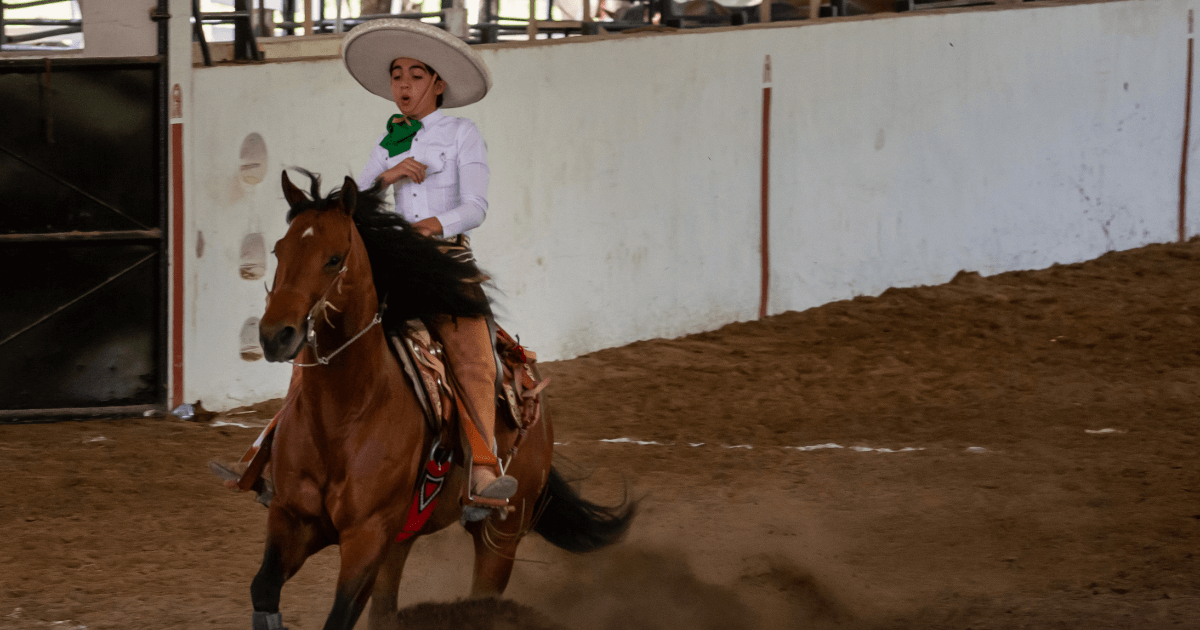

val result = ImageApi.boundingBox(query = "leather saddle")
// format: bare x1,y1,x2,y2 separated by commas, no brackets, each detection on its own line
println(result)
388,319,548,459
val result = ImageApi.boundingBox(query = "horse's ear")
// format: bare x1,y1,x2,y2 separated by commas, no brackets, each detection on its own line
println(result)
281,171,308,208
339,176,358,217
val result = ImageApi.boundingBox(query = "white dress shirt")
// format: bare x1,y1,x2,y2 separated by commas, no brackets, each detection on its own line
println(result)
356,110,489,238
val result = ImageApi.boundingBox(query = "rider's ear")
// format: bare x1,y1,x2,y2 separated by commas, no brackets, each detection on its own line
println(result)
339,176,357,217
281,171,308,207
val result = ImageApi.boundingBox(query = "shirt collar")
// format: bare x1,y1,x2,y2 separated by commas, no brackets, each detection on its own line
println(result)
418,109,446,128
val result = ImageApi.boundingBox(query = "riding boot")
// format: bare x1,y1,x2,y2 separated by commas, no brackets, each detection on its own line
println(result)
430,313,518,501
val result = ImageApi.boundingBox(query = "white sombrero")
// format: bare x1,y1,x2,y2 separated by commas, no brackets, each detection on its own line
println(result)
342,19,491,109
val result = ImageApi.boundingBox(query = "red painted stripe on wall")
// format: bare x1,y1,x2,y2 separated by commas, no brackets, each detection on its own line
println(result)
1182,36,1194,243
760,86,771,319
171,122,185,407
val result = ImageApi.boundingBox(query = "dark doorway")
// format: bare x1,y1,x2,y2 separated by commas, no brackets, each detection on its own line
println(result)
0,58,166,420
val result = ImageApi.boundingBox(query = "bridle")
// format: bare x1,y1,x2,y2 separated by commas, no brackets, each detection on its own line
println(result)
269,220,386,368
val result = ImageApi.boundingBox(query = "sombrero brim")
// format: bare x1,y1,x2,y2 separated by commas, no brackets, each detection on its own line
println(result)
342,19,491,109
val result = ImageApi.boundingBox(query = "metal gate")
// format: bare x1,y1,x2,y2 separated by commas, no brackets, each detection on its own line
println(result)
0,57,167,420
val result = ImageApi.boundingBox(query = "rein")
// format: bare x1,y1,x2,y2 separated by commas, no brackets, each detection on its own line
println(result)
290,304,384,368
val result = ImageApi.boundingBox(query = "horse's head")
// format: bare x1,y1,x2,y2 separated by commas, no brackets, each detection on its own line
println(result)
259,170,371,363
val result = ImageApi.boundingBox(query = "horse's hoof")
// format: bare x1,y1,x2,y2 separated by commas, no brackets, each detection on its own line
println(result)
251,611,286,630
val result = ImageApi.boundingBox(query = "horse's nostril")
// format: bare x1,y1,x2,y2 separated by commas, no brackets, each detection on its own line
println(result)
277,326,296,347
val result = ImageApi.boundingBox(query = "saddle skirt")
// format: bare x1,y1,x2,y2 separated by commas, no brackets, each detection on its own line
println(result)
388,319,548,449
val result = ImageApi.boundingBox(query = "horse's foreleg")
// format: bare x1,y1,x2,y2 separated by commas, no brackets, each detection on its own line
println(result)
322,523,392,630
467,519,521,596
250,510,323,629
366,540,415,630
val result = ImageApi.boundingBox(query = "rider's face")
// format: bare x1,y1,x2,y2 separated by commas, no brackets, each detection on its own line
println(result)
390,57,444,118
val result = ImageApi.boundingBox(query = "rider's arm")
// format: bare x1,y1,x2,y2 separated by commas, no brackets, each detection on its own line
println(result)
356,140,389,191
437,121,489,239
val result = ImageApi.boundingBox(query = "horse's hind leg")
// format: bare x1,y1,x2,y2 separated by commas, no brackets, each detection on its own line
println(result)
366,540,415,630
250,511,323,629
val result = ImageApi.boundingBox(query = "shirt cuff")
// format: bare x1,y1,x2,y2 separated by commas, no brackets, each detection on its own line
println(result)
438,209,464,238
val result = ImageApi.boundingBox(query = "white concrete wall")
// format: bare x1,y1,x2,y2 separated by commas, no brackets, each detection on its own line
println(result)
768,1,1194,311
80,0,159,57
182,0,1200,409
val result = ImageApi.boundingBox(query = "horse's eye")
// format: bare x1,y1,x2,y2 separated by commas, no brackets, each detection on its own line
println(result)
327,254,342,268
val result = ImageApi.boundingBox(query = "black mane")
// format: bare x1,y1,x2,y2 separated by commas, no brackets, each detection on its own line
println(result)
284,169,492,329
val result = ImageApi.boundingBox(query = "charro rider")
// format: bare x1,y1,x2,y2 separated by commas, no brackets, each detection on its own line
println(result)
223,19,518,504
346,19,518,502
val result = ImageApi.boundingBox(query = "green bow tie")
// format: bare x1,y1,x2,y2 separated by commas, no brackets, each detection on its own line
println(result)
379,115,422,158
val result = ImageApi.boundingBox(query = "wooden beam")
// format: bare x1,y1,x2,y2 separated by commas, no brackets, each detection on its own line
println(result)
0,229,162,243
304,0,313,35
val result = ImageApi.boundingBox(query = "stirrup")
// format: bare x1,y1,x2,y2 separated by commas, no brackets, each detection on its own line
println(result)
474,474,518,501
208,461,274,507
466,467,518,516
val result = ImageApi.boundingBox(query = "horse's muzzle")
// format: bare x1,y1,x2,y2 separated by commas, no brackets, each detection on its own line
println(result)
259,320,306,363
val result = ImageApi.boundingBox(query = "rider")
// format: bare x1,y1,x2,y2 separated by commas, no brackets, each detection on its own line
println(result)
342,19,517,502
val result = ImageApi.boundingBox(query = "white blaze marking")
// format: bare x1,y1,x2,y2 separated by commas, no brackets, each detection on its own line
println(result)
302,227,315,238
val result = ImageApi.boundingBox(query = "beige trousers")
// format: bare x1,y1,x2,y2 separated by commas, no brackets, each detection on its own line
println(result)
430,314,499,469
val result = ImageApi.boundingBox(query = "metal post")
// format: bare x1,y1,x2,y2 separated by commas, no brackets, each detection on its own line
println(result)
192,0,213,66
157,0,171,412
257,0,274,37
283,0,296,35
335,0,343,32
233,0,261,60
446,0,467,39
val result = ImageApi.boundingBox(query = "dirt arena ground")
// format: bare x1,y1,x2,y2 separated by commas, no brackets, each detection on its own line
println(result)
4,239,1200,630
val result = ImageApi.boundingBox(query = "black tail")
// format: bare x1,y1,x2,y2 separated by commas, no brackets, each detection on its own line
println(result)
533,466,637,553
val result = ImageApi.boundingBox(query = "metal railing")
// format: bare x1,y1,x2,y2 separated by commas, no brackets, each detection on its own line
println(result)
193,0,261,65
0,0,81,51
187,0,1058,59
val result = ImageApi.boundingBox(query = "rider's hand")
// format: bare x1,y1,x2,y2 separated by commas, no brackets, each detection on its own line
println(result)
412,217,443,237
380,157,427,185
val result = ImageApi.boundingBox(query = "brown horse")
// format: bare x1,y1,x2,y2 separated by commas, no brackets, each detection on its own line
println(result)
252,170,634,630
